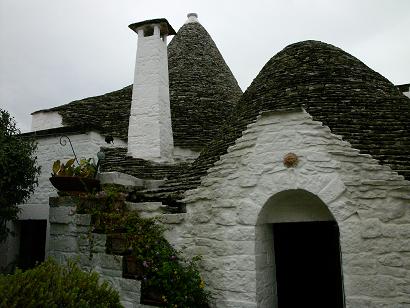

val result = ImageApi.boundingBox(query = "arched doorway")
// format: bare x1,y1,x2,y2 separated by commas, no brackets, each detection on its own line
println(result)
256,189,345,307
274,221,343,307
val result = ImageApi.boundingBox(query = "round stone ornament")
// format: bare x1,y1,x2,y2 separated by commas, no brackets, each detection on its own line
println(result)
283,152,299,168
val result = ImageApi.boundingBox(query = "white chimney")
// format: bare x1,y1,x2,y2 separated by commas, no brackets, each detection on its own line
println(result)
127,19,176,162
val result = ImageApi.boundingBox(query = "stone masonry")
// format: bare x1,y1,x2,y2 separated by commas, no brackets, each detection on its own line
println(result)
48,197,141,308
44,111,410,308
171,110,410,308
48,196,187,308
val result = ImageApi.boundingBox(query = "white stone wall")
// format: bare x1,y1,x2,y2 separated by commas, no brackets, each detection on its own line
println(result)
31,111,63,131
23,131,126,209
127,25,174,162
0,131,126,271
175,110,410,307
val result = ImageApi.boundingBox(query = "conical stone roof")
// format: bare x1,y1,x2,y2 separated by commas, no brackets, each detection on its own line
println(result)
37,16,242,152
167,18,242,150
157,40,410,199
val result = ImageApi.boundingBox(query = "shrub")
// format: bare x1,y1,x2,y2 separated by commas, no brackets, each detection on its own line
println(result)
0,109,40,241
0,258,122,308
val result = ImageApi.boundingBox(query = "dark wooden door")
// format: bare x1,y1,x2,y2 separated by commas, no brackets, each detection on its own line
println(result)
18,220,47,270
273,221,344,308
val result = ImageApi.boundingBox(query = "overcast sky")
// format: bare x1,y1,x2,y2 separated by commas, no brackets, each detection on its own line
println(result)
1,0,409,132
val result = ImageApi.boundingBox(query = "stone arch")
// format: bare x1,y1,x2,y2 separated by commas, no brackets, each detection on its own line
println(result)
257,189,335,224
255,189,344,307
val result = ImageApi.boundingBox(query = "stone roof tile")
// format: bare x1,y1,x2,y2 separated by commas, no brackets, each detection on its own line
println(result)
156,40,410,199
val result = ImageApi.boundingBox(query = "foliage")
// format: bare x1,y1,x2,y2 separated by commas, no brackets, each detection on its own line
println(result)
0,258,122,308
52,158,97,178
151,255,209,307
0,109,41,242
77,188,210,307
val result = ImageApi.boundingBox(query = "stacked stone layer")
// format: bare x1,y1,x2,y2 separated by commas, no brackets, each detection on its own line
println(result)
48,197,142,308
156,40,410,199
47,86,132,141
101,147,189,180
167,21,242,150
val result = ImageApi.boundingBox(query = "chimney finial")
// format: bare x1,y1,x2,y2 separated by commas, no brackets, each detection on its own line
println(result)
185,13,199,24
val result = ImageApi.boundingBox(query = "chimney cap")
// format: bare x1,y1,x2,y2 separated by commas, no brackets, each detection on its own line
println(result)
129,18,176,36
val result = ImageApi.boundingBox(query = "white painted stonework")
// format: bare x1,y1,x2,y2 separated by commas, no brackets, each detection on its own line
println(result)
127,24,174,163
163,110,410,308
31,111,63,131
0,131,126,271
23,131,126,210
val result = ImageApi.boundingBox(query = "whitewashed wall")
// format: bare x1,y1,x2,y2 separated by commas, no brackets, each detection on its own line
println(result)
171,110,410,308
31,111,63,131
22,131,126,210
0,131,126,271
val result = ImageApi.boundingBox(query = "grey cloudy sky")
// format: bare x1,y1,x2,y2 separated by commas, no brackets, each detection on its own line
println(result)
1,0,409,132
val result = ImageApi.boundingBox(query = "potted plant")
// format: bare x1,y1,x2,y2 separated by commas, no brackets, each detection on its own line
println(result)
49,158,101,194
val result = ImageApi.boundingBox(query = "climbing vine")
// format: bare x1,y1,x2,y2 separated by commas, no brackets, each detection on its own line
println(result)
76,185,210,307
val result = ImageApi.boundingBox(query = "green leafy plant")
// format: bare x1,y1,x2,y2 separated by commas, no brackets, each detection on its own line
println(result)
0,258,122,307
76,188,210,307
0,109,41,242
52,158,97,178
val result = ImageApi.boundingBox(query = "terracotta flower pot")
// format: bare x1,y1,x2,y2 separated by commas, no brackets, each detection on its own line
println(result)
49,176,101,194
